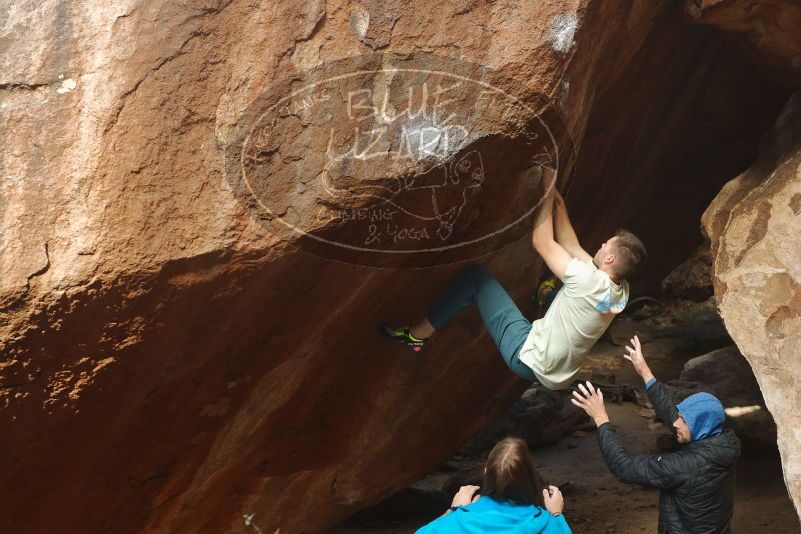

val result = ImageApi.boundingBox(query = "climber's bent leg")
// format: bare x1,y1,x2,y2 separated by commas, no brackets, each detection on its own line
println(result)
426,264,537,381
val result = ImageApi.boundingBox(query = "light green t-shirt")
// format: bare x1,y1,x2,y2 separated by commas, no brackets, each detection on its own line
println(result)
518,257,629,390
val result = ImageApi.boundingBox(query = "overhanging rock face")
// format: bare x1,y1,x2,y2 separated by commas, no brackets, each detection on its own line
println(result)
0,0,797,532
704,91,801,520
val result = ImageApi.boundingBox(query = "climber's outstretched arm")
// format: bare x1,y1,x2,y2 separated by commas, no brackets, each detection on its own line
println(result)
553,191,593,262
531,168,572,280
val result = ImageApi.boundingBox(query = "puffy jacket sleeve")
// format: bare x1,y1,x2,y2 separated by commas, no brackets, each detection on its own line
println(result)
596,423,691,490
645,380,680,432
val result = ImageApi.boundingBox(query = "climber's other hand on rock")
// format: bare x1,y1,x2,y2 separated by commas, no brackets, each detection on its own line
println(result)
541,166,557,193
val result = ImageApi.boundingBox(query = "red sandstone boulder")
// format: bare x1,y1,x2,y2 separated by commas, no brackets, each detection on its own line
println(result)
0,2,675,532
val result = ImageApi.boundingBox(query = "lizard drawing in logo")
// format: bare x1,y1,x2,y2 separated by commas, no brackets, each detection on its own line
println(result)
320,148,485,241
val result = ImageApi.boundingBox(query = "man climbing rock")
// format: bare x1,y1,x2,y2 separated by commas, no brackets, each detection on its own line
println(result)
382,167,647,390
571,335,741,533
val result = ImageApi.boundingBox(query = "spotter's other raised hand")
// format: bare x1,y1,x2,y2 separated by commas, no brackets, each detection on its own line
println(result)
570,381,610,427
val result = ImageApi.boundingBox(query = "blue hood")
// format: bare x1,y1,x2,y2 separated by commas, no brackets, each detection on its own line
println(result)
415,496,570,534
676,392,725,441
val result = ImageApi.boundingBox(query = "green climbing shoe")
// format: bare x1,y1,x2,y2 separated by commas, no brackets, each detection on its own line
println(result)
380,325,429,352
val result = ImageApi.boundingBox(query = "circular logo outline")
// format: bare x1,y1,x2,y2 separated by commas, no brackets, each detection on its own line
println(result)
224,53,576,267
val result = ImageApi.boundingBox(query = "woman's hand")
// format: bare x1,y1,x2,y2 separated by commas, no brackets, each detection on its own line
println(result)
623,335,655,384
571,381,610,427
542,485,564,515
451,485,481,507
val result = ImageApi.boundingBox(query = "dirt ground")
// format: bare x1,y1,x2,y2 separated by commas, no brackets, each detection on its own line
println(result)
333,330,801,533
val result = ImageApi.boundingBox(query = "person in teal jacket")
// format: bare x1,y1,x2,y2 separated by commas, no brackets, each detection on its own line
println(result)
416,437,572,533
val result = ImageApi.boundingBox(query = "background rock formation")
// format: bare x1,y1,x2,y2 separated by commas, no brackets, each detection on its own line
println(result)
704,91,801,519
685,0,801,84
0,1,797,532
661,243,714,302
670,345,777,452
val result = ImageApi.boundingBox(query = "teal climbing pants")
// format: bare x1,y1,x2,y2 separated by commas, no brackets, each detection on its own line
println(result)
427,264,539,382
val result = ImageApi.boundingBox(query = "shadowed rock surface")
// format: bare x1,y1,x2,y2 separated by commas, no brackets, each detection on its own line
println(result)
661,243,714,302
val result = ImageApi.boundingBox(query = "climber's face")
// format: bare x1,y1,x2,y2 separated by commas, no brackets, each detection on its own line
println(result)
673,413,691,444
593,236,618,268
